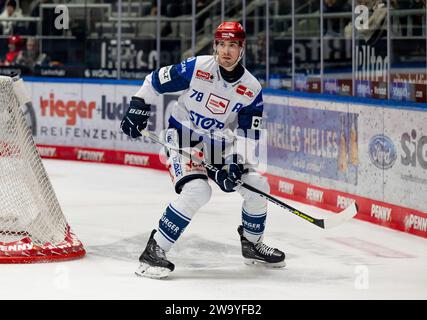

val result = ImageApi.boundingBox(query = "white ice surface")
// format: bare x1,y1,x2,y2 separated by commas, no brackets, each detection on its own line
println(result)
0,159,426,300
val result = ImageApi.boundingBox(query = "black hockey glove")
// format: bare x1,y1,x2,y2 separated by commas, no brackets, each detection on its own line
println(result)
214,162,244,193
120,97,151,138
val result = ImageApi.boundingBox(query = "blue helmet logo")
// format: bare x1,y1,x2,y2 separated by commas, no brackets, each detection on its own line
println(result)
369,134,397,169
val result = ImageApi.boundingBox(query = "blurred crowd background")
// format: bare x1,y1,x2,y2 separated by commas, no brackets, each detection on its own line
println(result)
0,0,426,102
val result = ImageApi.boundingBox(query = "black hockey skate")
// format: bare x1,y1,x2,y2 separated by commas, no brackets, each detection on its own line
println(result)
135,230,175,279
237,225,286,268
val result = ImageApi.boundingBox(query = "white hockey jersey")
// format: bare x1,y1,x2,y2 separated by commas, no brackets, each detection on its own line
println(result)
134,55,263,160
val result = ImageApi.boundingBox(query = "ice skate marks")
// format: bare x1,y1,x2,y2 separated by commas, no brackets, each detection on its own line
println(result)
243,258,286,268
135,262,172,279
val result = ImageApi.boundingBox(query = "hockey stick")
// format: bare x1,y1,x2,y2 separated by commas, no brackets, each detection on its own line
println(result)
141,130,358,229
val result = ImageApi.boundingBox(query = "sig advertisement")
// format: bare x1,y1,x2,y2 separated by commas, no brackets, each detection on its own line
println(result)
375,109,427,215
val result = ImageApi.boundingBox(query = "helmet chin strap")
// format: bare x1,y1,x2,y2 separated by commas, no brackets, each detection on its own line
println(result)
213,43,245,70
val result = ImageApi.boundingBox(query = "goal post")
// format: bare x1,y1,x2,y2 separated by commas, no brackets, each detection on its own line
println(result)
0,75,85,263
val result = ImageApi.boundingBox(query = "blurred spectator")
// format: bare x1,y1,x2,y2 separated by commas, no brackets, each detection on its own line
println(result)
0,0,23,35
344,0,389,44
1,34,23,65
29,0,49,19
247,32,266,67
150,0,189,16
150,0,171,37
323,0,351,36
395,0,411,36
14,36,50,69
150,0,191,37
28,0,60,36
387,0,425,37
409,0,426,36
196,0,209,31
0,0,6,14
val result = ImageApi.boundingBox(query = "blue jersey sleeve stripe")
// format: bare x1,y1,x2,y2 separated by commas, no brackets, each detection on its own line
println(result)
151,57,196,93
248,91,264,112
151,65,189,93
151,58,197,94
150,71,163,93
176,57,196,82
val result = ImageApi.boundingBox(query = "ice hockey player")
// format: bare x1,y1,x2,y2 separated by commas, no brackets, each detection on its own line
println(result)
120,21,286,279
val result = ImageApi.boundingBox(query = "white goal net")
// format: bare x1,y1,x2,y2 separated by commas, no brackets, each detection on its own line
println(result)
0,75,85,263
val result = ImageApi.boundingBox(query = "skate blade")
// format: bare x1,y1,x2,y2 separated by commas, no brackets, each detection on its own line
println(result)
244,258,286,268
135,263,171,279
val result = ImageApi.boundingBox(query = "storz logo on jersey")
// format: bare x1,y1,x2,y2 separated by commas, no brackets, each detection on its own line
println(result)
205,93,230,114
369,134,397,169
189,110,225,129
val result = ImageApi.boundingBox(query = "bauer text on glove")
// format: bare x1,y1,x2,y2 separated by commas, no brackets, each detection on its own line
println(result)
120,97,151,138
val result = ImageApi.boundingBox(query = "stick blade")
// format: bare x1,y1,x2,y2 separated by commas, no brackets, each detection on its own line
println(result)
323,202,359,229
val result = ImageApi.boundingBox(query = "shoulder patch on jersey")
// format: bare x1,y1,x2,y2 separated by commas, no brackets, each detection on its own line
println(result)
235,84,255,98
159,65,172,84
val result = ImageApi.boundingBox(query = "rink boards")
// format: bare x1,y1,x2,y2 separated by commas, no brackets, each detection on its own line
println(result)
21,77,427,238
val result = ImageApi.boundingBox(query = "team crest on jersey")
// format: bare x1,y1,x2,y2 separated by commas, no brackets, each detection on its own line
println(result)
236,85,255,98
195,69,214,83
205,93,230,114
